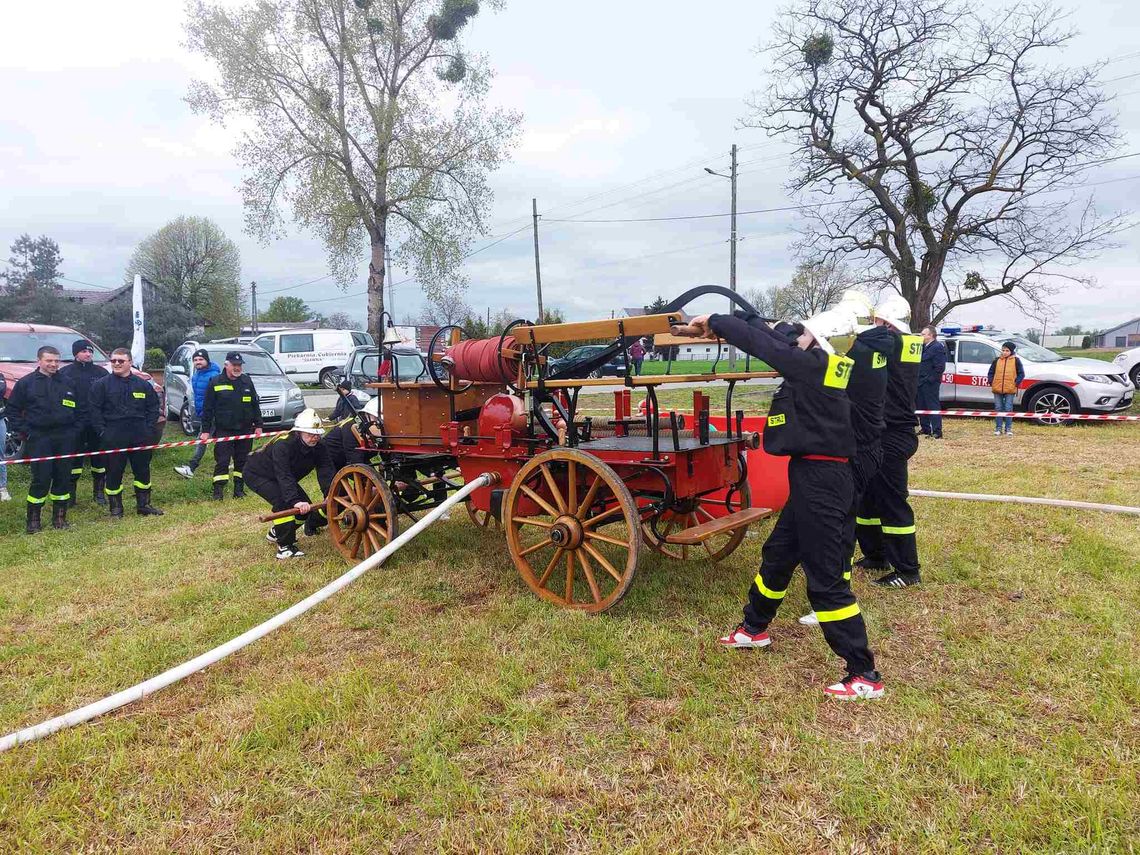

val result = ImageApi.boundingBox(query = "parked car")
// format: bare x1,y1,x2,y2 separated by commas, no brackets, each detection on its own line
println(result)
338,344,428,397
937,326,1134,418
1111,346,1140,390
1,322,165,457
547,344,625,379
251,328,374,388
165,341,306,435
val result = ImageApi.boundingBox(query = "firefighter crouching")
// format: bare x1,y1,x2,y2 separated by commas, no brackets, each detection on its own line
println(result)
323,396,383,471
199,351,263,500
8,345,78,533
243,409,335,560
674,306,885,700
89,348,163,518
58,338,109,507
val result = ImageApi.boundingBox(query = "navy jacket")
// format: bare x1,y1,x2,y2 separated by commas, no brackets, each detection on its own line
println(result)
7,369,78,435
89,372,160,436
59,360,110,428
918,340,947,388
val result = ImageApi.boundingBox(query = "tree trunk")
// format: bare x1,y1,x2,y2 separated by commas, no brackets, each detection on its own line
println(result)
367,234,386,342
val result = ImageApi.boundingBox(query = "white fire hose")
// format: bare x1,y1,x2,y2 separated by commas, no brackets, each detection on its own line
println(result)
910,489,1140,516
0,473,497,753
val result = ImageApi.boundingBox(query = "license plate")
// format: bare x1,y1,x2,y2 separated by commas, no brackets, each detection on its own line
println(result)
261,408,276,418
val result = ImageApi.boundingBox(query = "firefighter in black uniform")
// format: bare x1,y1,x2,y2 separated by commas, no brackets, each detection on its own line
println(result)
200,352,263,500
855,296,924,588
59,339,109,506
89,348,163,518
243,409,335,559
8,345,78,533
676,307,885,700
323,395,382,471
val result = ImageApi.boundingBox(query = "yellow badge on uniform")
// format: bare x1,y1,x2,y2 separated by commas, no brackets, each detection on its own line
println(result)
132,391,146,399
823,354,854,389
242,395,252,402
767,413,786,427
873,352,887,369
215,384,234,392
901,335,922,363
62,398,76,408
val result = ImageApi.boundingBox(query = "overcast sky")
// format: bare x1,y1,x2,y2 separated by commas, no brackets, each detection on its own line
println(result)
2,0,1137,335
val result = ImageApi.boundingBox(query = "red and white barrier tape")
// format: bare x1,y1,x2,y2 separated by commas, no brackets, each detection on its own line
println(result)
4,430,287,465
916,409,1140,422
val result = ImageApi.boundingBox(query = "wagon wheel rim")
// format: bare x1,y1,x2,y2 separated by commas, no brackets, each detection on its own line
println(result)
505,448,641,613
466,501,500,529
642,478,752,562
327,463,398,562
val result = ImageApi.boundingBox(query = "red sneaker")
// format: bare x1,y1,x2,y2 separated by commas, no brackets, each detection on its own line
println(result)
717,625,771,649
823,672,884,700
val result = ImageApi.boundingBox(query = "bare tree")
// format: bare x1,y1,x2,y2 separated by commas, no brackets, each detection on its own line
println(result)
417,288,472,325
742,283,788,319
185,0,521,339
748,0,1131,327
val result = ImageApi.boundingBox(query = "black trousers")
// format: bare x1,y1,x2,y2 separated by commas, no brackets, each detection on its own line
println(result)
916,382,942,436
329,445,373,473
742,457,875,676
26,428,75,504
856,429,920,575
102,424,153,495
842,441,883,578
213,432,253,487
244,470,311,547
70,425,106,481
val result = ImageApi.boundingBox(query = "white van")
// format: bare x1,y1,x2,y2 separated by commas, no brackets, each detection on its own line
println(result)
251,328,374,387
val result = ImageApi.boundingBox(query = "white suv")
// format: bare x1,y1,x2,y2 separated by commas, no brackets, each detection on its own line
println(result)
1112,347,1140,389
936,326,1133,419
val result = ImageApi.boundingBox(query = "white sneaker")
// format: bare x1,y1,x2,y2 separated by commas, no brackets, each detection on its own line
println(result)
716,625,771,649
174,465,194,479
275,544,305,560
0,488,10,502
798,612,819,626
993,429,1002,436
266,527,278,543
1005,430,1013,437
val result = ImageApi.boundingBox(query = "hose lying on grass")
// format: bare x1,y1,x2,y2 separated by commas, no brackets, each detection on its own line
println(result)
910,489,1140,516
0,473,499,753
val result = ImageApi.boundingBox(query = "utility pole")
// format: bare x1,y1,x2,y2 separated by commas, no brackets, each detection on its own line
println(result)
250,280,258,335
705,145,739,368
532,198,544,322
385,245,395,322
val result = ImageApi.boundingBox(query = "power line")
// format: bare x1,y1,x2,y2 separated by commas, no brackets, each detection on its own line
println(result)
257,273,337,296
59,275,119,291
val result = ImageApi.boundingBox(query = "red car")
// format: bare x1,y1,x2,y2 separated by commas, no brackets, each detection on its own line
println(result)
0,322,166,457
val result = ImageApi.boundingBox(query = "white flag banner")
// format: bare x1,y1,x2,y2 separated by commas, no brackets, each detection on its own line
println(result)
130,274,145,368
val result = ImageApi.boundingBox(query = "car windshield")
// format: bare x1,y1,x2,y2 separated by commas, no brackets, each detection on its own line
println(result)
204,350,284,376
369,350,425,381
1000,335,1066,363
0,331,109,363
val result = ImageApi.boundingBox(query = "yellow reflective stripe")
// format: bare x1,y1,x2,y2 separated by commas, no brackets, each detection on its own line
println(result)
753,574,786,600
274,515,296,524
232,472,243,479
816,603,861,623
70,468,84,476
823,353,854,389
26,495,48,504
872,352,887,368
901,335,922,363
882,524,916,535
91,467,106,474
62,398,76,408
843,571,852,581
213,474,230,482
214,384,234,391
49,493,71,501
856,517,881,526
104,486,124,495
767,413,786,427
133,481,152,490
132,392,146,399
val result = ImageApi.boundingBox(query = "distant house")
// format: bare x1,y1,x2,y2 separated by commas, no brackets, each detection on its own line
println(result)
652,332,727,361
62,284,133,306
1095,318,1140,349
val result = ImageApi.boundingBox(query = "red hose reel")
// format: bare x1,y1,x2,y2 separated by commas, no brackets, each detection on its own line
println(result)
444,336,519,383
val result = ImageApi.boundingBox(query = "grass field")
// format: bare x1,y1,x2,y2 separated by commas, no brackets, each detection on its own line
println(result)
1,405,1138,852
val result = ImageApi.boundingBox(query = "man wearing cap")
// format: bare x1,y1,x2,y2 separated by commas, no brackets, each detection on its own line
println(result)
242,408,334,559
89,348,163,518
59,339,110,506
855,296,925,588
173,349,221,479
200,351,263,500
674,306,885,701
7,346,79,533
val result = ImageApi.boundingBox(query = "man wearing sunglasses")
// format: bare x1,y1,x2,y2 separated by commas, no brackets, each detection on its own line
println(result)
89,348,163,518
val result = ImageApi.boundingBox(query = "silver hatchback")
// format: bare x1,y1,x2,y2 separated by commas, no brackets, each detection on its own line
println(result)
165,342,307,434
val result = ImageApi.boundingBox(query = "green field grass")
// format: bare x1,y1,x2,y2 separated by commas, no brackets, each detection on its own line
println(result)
1055,348,1125,361
1,413,1138,851
637,357,773,376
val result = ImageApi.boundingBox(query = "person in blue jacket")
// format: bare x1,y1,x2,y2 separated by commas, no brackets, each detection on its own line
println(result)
174,349,221,479
917,326,947,438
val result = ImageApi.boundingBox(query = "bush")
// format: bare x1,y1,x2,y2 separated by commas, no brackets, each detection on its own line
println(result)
145,347,167,368
1081,335,1092,349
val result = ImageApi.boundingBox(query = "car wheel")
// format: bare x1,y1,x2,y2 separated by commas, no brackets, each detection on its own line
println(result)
1025,386,1078,426
179,400,197,436
1131,364,1140,391
319,369,339,389
3,431,22,461
587,368,603,380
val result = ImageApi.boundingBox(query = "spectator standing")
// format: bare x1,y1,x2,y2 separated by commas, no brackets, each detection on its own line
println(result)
200,352,263,500
0,373,10,502
628,339,646,375
917,326,947,439
58,339,110,505
988,342,1024,436
90,348,163,518
173,349,221,479
7,346,78,533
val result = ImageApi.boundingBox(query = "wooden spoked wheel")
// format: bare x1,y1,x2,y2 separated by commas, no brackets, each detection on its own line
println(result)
326,464,398,562
504,448,641,613
466,502,500,529
642,481,753,562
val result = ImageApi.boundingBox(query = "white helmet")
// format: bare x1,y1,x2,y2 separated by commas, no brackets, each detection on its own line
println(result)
802,306,858,355
874,295,911,333
291,408,326,436
835,289,875,324
362,397,380,418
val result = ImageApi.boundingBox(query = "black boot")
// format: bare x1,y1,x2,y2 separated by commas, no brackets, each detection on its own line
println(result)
232,477,245,499
108,492,124,518
212,480,225,500
93,473,107,506
69,478,80,507
136,488,164,516
52,501,70,530
26,502,43,535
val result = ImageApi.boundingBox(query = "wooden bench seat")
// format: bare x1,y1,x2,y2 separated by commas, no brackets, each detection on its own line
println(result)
664,507,773,544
